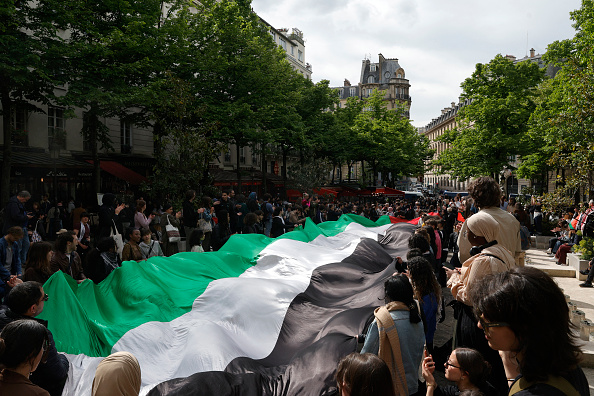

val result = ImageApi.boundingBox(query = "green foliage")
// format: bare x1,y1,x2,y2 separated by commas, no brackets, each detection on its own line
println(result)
342,90,431,185
287,159,332,194
573,236,594,260
434,54,544,181
526,0,594,200
0,0,67,204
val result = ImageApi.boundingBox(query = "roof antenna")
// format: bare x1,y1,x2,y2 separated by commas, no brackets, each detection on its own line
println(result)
526,31,529,57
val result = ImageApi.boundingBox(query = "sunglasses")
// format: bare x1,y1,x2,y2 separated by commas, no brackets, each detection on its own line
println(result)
41,293,49,302
479,317,510,334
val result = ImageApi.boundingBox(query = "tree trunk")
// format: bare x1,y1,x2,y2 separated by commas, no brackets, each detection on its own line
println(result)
236,143,242,194
88,113,101,196
1,92,13,207
261,157,267,195
282,147,288,189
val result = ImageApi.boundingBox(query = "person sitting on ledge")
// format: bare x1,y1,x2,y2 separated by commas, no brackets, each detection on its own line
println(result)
579,258,594,288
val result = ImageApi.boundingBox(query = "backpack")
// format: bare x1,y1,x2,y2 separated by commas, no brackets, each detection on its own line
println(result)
520,226,531,250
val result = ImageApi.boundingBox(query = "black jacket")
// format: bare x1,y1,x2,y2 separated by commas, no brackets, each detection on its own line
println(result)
182,200,198,228
2,196,28,234
271,217,292,238
0,309,69,396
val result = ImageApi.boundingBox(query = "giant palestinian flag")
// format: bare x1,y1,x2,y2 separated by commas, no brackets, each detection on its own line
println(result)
38,215,415,396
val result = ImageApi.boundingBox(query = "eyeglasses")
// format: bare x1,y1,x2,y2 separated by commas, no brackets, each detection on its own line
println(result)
41,293,49,302
445,360,462,369
479,317,510,334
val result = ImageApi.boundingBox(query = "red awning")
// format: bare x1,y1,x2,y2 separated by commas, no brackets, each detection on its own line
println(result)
313,187,338,197
86,160,147,185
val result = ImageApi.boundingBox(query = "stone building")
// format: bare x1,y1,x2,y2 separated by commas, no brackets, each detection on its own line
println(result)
421,99,471,192
334,54,411,118
0,19,312,203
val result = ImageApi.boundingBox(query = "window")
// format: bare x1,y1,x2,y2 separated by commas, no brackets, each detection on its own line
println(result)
367,88,373,97
298,50,303,62
367,76,374,84
338,88,344,97
291,46,294,56
48,106,65,149
120,120,132,153
11,106,28,146
397,73,402,78
370,64,376,72
271,32,276,42
279,38,286,51
349,87,356,97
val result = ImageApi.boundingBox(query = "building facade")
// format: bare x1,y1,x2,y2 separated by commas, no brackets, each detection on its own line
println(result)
421,100,471,192
265,21,312,80
334,54,411,118
0,18,312,203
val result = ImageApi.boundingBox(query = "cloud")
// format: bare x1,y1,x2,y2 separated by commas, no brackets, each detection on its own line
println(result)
252,0,582,126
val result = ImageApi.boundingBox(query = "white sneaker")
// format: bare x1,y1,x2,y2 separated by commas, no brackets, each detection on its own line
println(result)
546,248,552,254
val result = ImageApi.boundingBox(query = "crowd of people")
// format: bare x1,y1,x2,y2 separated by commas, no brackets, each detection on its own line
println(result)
0,178,591,396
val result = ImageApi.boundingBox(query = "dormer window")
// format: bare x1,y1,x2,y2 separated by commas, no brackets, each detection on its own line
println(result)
370,64,377,72
367,76,374,84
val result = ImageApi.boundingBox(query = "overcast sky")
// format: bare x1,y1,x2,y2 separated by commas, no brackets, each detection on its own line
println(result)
251,0,582,128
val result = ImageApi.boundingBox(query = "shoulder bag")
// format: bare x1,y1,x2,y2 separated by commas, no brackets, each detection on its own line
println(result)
165,216,181,242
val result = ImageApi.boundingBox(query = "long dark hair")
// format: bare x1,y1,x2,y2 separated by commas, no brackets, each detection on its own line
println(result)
0,319,48,369
336,352,395,396
470,267,581,381
454,347,491,388
384,274,422,324
407,256,441,302
25,241,53,276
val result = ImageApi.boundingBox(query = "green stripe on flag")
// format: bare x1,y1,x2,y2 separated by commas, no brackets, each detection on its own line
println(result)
38,215,391,357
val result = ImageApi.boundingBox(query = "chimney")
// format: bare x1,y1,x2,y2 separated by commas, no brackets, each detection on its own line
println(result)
344,79,351,86
530,48,535,58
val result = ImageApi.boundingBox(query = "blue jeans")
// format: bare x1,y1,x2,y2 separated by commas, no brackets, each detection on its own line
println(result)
265,220,272,237
18,227,30,264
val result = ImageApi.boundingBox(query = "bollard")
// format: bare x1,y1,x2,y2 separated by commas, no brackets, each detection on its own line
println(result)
572,310,585,327
580,320,593,341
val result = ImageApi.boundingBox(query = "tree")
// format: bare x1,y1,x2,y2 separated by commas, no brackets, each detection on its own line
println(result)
530,0,594,200
434,54,544,182
516,77,561,193
58,0,166,194
182,0,298,194
0,0,65,205
332,97,365,181
352,90,431,186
